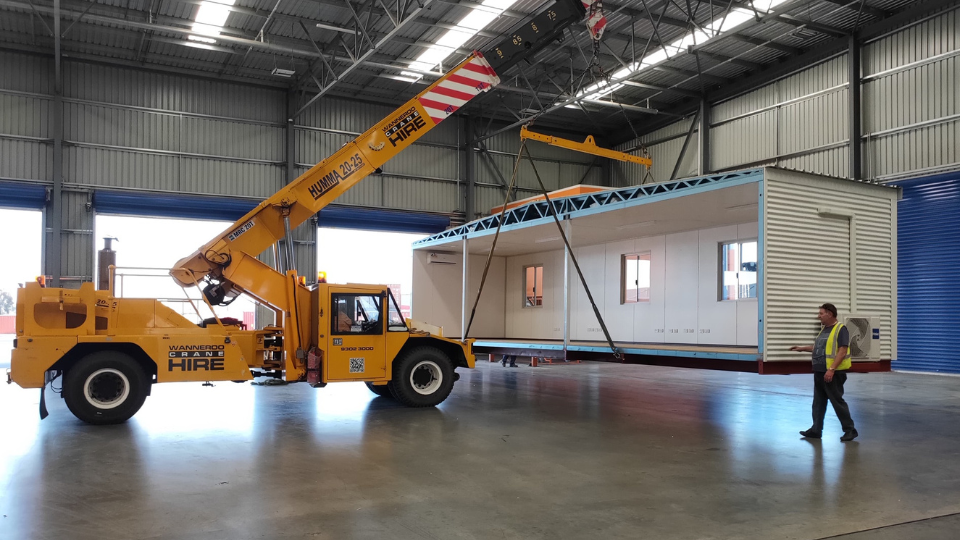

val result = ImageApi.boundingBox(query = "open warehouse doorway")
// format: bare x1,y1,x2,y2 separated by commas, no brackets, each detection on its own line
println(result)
94,215,257,327
0,209,42,369
316,228,427,320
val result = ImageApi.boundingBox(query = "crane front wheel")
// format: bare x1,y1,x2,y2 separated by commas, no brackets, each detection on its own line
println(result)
388,347,455,407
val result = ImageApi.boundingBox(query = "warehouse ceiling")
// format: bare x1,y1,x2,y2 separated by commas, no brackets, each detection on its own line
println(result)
0,0,939,140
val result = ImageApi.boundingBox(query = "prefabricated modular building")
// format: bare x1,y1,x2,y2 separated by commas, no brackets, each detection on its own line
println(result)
411,167,899,374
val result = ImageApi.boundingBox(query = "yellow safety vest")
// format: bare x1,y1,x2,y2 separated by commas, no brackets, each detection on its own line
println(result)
825,323,852,371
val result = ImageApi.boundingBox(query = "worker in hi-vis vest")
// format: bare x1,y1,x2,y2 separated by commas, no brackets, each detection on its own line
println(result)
790,303,859,442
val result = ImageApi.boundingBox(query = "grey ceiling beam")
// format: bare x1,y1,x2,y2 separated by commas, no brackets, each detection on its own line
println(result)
773,14,849,38
820,0,891,20
0,39,291,87
727,34,803,55
0,0,323,58
293,0,436,117
620,80,700,97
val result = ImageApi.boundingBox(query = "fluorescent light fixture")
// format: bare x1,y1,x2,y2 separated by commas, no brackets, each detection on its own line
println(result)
535,236,561,243
272,67,296,77
384,74,423,83
405,0,520,77
190,0,236,39
570,0,790,103
188,35,217,44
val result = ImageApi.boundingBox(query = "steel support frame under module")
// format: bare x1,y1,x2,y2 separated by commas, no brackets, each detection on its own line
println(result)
471,342,892,374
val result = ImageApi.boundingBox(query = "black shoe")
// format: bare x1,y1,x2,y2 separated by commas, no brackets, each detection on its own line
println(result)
799,429,821,439
840,430,859,442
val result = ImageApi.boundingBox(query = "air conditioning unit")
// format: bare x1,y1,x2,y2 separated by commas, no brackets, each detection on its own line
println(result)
843,314,881,360
427,252,458,264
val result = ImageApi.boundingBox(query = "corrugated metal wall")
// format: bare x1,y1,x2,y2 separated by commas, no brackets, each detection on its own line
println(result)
0,53,53,183
60,61,286,198
862,9,960,181
896,171,960,373
611,8,960,186
762,169,897,363
296,96,463,214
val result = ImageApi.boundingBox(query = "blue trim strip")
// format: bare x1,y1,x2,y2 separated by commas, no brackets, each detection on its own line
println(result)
0,181,47,210
414,168,764,248
92,190,450,233
473,340,760,362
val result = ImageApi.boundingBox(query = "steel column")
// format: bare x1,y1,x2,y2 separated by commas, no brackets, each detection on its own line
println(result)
49,0,63,287
849,33,862,180
698,99,710,175
464,116,476,221
563,218,571,355
461,236,469,339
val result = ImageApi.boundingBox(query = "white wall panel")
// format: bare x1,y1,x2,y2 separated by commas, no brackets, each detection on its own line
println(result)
664,230,699,344
633,235,666,343
411,250,505,338
737,222,760,347
698,225,739,345
505,250,564,340
602,239,636,342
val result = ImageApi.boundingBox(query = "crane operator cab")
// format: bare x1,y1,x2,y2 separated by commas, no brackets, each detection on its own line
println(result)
316,285,469,407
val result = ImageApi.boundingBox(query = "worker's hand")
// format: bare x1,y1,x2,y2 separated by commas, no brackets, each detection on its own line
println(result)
824,369,835,383
789,346,802,351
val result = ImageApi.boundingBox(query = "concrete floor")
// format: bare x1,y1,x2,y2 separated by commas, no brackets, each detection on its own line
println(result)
1,361,959,540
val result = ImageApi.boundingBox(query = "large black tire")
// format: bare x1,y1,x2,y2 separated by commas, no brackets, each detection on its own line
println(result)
387,347,455,407
365,382,392,398
63,351,150,425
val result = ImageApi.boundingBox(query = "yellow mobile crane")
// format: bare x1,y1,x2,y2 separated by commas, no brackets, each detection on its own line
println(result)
8,53,500,424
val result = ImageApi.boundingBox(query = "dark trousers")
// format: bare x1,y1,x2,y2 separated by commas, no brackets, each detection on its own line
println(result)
811,371,856,434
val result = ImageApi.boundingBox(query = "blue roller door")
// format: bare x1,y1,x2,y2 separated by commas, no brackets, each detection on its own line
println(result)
897,171,960,373
92,190,449,234
317,206,449,234
0,182,47,210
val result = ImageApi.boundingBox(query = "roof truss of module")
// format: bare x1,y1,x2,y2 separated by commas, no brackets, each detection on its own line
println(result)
414,167,763,248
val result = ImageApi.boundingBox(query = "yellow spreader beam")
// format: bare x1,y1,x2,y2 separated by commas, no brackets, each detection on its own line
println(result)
520,125,653,166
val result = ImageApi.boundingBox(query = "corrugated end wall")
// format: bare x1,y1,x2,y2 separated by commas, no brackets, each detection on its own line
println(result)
762,169,897,363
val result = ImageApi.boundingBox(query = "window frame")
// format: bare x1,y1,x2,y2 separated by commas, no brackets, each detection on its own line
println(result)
522,264,544,308
330,293,385,335
620,251,652,305
718,239,758,302
387,288,408,332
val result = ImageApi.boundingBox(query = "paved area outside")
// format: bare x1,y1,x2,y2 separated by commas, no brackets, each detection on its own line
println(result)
1,359,959,540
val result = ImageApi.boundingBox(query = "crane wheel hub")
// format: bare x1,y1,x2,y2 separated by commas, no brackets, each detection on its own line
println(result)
84,368,130,410
410,360,443,395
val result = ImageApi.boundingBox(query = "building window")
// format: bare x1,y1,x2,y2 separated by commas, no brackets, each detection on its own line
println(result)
720,241,758,301
621,252,651,304
523,265,543,307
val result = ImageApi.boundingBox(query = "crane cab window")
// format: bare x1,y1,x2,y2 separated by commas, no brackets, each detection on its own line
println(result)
332,294,383,335
387,289,407,331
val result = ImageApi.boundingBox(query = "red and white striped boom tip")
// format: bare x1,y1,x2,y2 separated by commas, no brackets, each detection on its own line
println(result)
418,53,500,125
